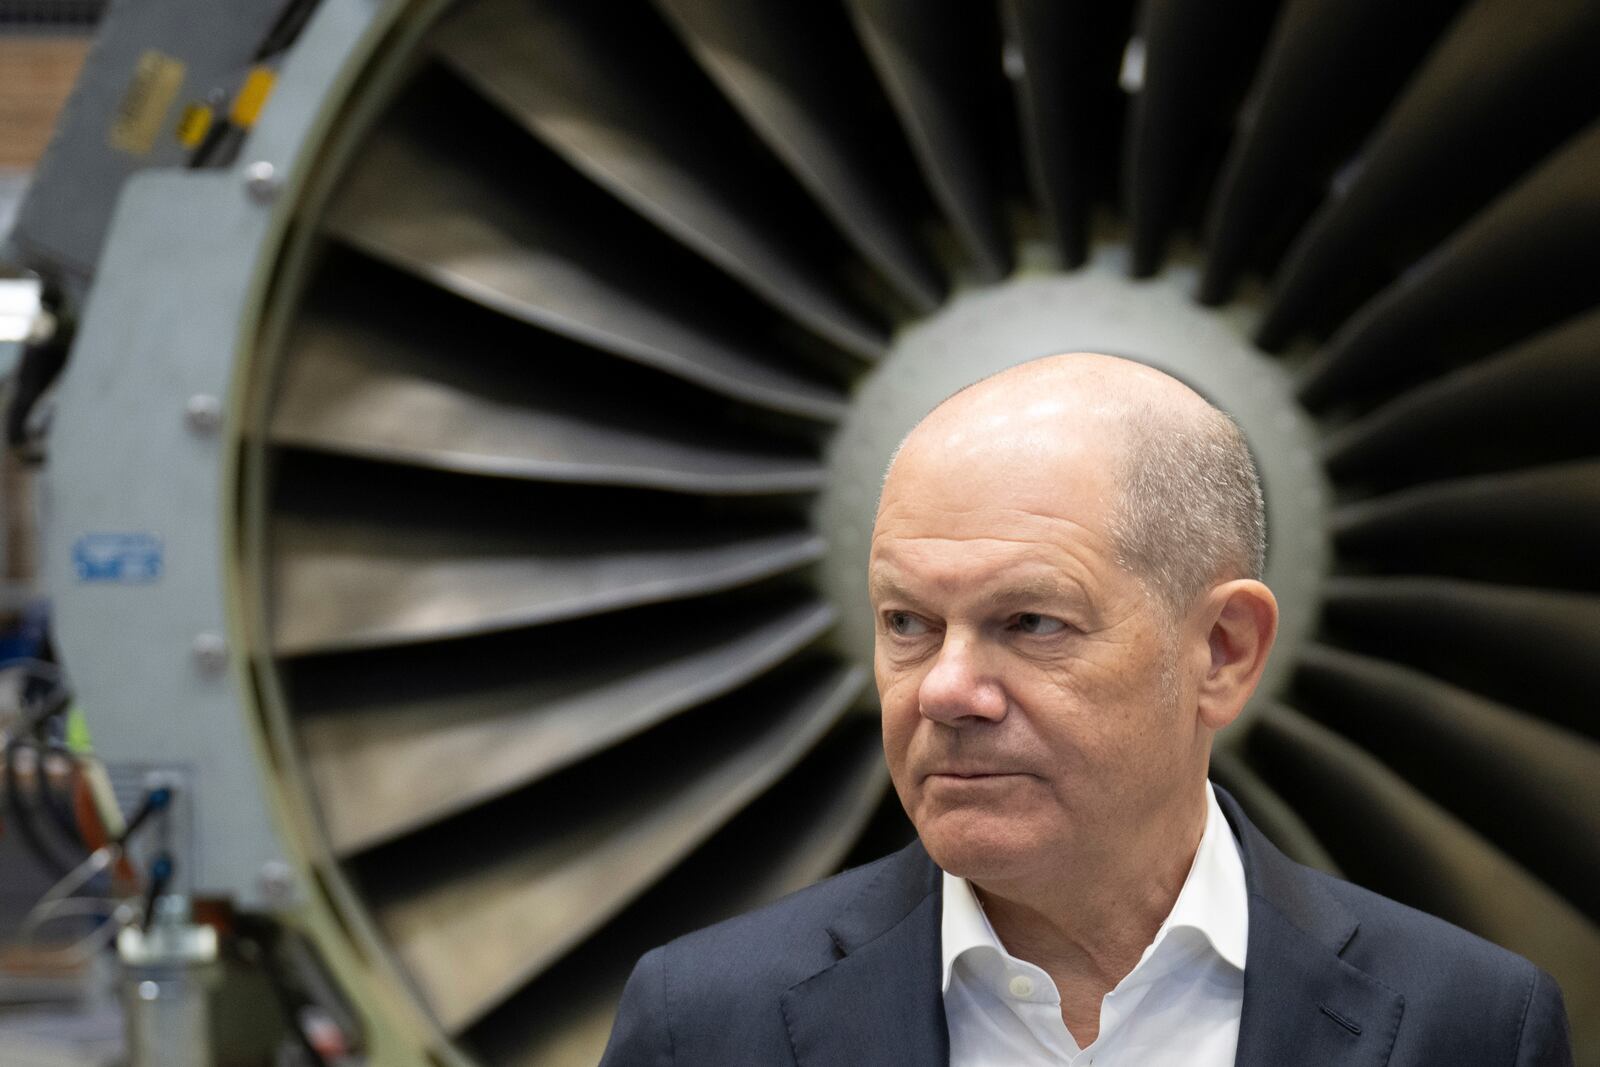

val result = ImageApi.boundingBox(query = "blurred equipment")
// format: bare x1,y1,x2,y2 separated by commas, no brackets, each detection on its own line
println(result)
8,1,1600,1066
117,886,219,1067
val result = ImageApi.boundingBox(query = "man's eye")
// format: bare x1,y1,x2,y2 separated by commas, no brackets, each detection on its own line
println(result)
1014,612,1067,636
887,611,929,636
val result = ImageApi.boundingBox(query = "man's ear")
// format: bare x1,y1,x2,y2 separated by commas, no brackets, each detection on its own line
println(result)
1195,579,1278,732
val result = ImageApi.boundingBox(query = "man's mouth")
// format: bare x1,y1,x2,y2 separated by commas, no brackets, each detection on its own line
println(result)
926,770,1030,781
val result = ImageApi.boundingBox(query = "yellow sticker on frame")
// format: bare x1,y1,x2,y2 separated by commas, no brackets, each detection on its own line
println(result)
175,103,214,148
110,50,187,157
230,66,277,128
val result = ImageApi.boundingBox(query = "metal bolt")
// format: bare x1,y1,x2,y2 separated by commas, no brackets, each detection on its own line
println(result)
243,160,280,204
258,860,297,907
192,632,228,674
138,980,160,1001
185,394,223,435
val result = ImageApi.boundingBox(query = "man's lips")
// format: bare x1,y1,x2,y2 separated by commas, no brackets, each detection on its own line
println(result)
923,769,1033,781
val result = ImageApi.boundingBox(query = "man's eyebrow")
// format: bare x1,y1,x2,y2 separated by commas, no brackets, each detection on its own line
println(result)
867,573,915,604
984,578,1084,608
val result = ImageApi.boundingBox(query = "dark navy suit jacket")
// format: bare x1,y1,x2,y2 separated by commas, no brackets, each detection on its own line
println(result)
600,787,1573,1066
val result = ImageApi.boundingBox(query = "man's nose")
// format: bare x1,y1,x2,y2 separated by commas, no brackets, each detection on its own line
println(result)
917,634,1007,724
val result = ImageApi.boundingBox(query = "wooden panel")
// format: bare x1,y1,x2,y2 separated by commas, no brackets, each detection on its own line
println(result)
0,38,90,168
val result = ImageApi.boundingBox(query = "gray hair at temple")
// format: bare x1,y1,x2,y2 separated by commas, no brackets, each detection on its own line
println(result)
1106,397,1266,618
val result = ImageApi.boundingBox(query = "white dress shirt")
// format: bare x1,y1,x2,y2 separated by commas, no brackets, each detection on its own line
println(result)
941,782,1249,1067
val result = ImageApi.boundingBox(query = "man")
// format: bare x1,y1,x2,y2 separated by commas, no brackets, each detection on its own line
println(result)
600,353,1573,1066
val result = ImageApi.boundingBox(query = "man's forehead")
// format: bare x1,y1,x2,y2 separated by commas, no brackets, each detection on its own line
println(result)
874,437,1118,543
868,555,1088,602
868,494,1120,594
880,400,1127,525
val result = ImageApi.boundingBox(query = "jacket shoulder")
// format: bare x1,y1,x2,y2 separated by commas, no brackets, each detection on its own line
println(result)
1311,867,1541,983
1297,864,1572,1062
1219,788,1571,1062
599,846,928,1065
658,844,915,988
1221,786,1556,1014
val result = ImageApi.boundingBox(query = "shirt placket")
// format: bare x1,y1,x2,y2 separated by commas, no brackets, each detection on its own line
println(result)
994,958,1081,1063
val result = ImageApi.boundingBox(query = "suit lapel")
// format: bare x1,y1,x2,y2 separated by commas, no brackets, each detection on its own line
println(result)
780,842,949,1067
1218,788,1405,1067
782,795,1406,1067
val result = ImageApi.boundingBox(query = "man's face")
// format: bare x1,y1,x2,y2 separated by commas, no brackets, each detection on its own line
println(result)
869,430,1206,886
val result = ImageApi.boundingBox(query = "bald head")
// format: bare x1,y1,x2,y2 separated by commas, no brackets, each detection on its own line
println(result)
882,353,1265,616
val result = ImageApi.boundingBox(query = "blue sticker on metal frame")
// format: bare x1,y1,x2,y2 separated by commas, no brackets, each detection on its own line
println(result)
73,532,163,583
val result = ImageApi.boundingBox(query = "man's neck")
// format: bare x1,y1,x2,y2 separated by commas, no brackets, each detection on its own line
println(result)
969,785,1211,1047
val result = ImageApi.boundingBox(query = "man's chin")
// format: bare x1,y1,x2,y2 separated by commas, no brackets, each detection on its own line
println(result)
914,814,1048,883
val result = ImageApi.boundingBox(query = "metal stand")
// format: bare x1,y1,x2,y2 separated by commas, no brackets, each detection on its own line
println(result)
117,896,218,1067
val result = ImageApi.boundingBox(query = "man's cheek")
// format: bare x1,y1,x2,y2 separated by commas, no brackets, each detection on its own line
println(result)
873,646,914,698
875,668,920,715
878,693,916,763
883,720,919,777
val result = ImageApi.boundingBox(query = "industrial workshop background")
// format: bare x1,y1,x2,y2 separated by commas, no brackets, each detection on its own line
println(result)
0,0,1597,1065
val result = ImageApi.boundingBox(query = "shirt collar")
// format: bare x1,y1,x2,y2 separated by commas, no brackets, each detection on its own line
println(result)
940,865,1000,992
1154,780,1248,971
939,781,1248,992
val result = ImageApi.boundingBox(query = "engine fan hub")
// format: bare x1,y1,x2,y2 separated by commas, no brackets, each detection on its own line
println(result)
817,246,1330,724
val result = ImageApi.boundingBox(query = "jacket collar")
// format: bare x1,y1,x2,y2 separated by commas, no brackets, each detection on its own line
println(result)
780,840,948,1067
780,787,1404,1067
1216,786,1405,1067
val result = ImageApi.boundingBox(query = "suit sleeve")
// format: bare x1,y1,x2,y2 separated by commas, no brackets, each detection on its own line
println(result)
599,947,675,1067
1514,968,1574,1067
